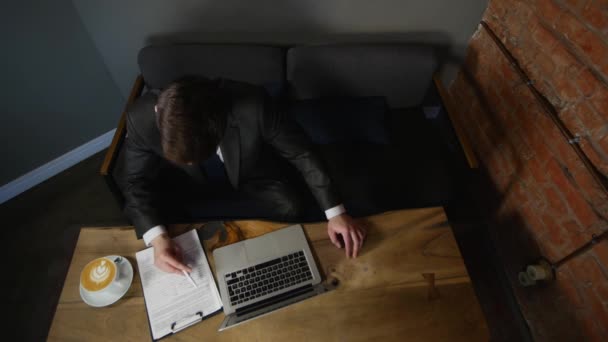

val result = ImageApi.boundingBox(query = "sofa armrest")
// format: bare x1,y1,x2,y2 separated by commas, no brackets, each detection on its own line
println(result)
433,73,479,169
100,75,145,176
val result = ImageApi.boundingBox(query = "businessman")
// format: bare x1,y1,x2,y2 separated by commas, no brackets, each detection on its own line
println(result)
120,76,366,273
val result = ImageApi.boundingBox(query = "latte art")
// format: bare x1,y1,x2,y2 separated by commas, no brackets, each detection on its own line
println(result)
81,257,117,292
91,260,111,284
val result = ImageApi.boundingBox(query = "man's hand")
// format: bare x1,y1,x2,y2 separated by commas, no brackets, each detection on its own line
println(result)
327,214,367,258
150,234,193,274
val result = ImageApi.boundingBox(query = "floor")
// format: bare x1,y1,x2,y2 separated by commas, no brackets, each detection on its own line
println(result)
2,151,127,341
2,150,532,341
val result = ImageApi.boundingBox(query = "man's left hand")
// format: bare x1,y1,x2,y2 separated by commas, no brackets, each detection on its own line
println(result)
327,214,367,258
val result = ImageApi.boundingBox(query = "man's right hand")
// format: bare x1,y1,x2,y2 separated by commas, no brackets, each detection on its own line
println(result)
150,234,193,274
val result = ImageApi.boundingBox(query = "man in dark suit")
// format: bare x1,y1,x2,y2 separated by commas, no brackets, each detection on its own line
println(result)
120,76,366,273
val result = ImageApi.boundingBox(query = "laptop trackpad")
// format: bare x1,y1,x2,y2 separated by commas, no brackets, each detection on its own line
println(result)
244,234,280,263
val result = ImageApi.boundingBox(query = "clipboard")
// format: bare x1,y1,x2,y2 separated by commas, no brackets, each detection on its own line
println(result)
140,303,222,341
136,229,223,341
139,292,223,341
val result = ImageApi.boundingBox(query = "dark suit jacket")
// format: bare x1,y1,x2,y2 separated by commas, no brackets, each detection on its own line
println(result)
120,80,341,237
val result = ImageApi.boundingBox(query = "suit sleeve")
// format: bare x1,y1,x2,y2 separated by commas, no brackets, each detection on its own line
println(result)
120,115,164,238
258,95,341,210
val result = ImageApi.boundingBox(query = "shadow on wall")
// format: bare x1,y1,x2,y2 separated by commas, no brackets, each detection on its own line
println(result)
73,0,486,96
474,160,590,342
456,41,549,275
142,0,456,50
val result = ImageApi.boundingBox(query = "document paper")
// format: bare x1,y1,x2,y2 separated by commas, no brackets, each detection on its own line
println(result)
136,229,222,340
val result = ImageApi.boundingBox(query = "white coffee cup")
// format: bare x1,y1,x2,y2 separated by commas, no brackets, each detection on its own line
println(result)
80,256,127,297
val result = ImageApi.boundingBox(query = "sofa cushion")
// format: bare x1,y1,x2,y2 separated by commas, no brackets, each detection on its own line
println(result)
287,44,438,108
138,44,286,92
288,97,389,144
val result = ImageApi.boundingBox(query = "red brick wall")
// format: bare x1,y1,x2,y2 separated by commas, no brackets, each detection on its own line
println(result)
448,0,608,340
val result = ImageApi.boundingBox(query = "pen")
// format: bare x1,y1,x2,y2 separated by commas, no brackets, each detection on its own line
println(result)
182,270,197,288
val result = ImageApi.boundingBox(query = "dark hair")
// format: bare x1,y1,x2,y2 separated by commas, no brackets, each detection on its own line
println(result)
156,76,229,165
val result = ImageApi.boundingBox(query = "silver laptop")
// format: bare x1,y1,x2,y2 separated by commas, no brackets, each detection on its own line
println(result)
213,224,328,331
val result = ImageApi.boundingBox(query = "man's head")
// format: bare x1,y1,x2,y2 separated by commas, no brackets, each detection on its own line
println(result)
155,76,229,165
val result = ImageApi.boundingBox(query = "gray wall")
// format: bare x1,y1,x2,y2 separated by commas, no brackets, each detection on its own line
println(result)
72,0,488,97
0,0,123,185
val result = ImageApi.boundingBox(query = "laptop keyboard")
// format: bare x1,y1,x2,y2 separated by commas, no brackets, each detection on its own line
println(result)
225,251,313,306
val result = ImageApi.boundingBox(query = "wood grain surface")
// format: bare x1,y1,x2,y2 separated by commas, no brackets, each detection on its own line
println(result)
48,208,489,341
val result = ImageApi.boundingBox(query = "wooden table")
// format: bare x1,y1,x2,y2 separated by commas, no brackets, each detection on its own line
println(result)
48,207,489,341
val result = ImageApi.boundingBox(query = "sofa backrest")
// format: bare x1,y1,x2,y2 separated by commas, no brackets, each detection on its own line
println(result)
287,44,437,108
138,44,286,90
137,43,438,108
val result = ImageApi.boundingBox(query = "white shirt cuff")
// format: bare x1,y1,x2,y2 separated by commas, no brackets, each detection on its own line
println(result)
325,204,346,220
143,225,167,247
216,146,224,162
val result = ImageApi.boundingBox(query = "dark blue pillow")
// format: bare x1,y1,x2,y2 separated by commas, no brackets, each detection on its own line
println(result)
288,97,389,144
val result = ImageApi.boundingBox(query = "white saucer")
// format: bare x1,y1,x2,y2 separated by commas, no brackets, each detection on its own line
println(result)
80,255,133,307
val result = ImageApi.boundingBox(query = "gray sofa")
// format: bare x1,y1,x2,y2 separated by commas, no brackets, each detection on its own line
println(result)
102,43,468,224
